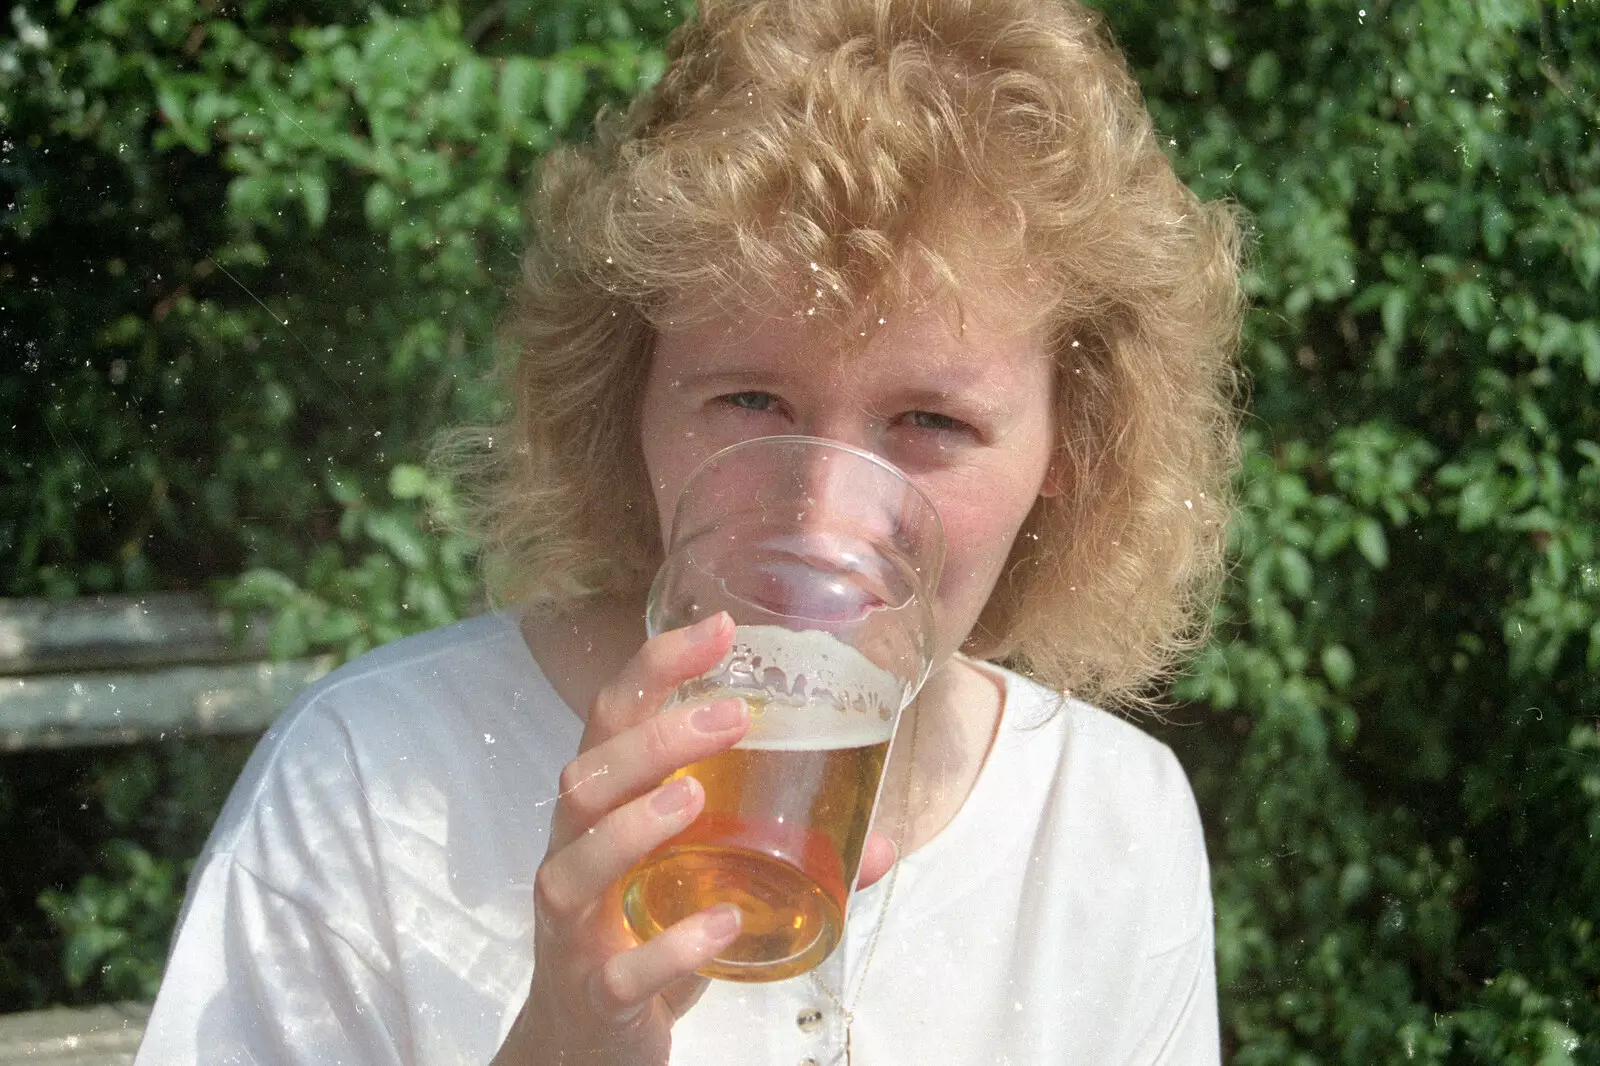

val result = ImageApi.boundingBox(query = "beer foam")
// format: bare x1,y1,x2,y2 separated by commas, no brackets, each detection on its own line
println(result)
680,625,902,750
737,704,895,751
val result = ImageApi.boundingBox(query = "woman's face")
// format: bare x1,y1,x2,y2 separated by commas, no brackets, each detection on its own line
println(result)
639,298,1060,666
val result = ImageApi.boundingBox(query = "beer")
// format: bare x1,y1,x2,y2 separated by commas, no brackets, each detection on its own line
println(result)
620,627,902,982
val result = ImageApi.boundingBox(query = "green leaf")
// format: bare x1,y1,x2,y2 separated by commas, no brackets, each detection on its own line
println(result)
300,173,330,230
153,82,204,152
363,511,430,570
226,568,300,608
268,607,310,660
307,608,362,645
1336,860,1370,905
1481,199,1511,258
1244,51,1279,101
1313,518,1351,559
1353,516,1388,569
365,182,398,227
1576,322,1600,384
226,175,281,224
63,925,124,989
1279,546,1313,599
1380,287,1408,344
1321,644,1356,690
389,464,431,500
1450,281,1489,331
543,61,586,130
500,56,542,131
1458,479,1498,531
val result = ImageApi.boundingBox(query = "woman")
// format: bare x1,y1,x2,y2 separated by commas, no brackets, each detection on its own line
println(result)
137,0,1241,1063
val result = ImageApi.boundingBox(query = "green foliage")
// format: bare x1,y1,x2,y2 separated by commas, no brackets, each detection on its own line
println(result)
219,464,478,661
2,0,1597,1058
0,740,252,1010
38,841,184,999
1,0,670,602
1110,0,1600,1060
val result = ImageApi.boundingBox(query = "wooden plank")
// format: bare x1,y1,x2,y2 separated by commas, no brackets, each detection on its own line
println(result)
0,1002,148,1066
0,658,334,751
0,594,268,676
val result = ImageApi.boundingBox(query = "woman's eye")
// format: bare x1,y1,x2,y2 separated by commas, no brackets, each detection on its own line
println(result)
718,391,781,413
903,410,967,433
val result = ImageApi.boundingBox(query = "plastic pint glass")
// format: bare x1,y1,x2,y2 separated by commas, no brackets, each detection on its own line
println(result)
619,435,944,982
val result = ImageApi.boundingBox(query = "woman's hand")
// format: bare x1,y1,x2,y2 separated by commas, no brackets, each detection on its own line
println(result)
493,611,752,1066
494,610,900,1065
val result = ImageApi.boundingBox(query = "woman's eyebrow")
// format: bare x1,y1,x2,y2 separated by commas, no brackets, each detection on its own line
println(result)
873,387,1007,421
675,365,1013,415
668,368,806,391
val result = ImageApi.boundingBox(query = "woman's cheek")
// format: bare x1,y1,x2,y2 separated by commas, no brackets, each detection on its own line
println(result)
930,513,1005,601
935,468,1041,583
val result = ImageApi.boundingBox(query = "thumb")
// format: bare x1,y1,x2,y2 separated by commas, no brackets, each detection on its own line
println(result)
855,831,900,889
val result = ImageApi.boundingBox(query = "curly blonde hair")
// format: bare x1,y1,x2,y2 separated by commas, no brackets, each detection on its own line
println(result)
445,0,1244,706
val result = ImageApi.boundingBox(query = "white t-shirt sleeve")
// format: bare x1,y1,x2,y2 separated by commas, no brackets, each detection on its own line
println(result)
135,854,410,1066
1124,883,1219,1065
1116,747,1220,1066
136,689,415,1066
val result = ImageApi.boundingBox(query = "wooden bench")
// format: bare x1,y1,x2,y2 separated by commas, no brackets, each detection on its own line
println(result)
0,593,332,750
0,1003,150,1066
0,593,334,1062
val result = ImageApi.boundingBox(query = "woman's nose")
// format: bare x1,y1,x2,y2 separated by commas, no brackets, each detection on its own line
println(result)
762,404,928,558
792,441,888,538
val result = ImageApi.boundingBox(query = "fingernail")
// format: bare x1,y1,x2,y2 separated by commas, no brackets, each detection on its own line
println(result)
702,904,741,943
650,777,695,817
685,612,728,645
691,698,747,734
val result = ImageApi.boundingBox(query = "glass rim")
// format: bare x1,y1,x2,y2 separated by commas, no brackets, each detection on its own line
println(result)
672,434,946,584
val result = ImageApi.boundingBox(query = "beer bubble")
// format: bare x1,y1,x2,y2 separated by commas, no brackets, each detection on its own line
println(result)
682,626,902,750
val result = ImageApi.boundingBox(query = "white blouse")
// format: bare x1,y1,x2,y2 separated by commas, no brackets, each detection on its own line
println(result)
136,611,1218,1065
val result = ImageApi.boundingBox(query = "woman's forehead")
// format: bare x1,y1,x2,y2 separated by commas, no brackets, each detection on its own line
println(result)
656,283,1048,353
652,298,1051,394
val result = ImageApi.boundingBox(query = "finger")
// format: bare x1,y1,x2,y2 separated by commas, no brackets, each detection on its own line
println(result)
660,973,711,1022
537,777,706,927
582,612,735,748
552,697,748,845
856,831,899,889
588,905,741,1021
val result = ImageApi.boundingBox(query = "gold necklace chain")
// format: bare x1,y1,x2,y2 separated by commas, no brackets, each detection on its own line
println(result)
811,693,922,1066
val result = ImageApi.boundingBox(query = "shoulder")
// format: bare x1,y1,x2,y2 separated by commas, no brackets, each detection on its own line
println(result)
997,668,1197,810
261,610,572,750
289,610,532,713
203,611,580,861
155,614,578,1062
992,667,1208,887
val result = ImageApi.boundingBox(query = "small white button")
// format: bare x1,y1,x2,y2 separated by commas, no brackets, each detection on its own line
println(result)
796,1007,825,1033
